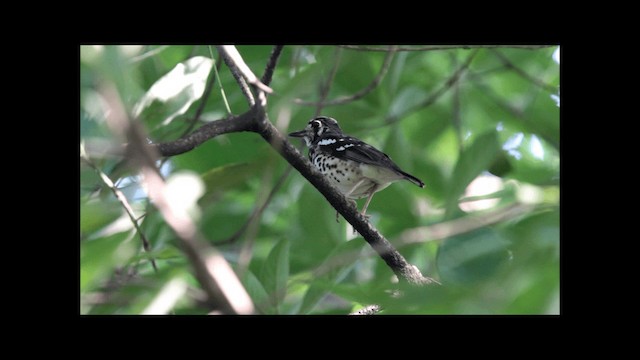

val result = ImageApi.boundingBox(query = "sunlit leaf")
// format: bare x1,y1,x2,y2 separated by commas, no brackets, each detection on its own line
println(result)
133,56,213,127
445,131,501,216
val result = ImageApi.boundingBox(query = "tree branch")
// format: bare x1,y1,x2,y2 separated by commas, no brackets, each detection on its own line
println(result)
261,45,284,86
101,83,254,314
295,47,395,107
394,203,534,247
250,107,438,285
217,46,255,107
217,45,273,108
180,55,222,137
214,166,293,245
153,112,257,157
80,146,158,272
382,49,479,126
490,49,558,92
150,105,436,285
137,47,438,286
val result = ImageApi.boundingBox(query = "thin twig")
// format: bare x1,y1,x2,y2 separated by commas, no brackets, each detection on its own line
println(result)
395,203,534,247
467,71,559,150
311,203,536,281
216,45,289,247
217,46,255,107
129,45,169,63
80,144,158,272
315,47,343,116
220,45,273,94
295,47,396,107
490,49,558,93
208,46,232,115
451,53,463,151
381,49,479,126
215,166,293,245
217,45,274,108
261,45,284,86
340,45,556,52
467,71,524,118
180,56,221,137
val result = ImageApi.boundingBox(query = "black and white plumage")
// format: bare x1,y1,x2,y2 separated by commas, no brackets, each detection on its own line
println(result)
289,116,424,216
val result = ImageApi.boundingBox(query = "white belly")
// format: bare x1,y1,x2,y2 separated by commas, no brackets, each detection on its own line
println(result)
313,155,401,199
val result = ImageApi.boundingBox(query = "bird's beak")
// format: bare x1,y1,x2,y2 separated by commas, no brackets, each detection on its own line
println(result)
288,130,306,137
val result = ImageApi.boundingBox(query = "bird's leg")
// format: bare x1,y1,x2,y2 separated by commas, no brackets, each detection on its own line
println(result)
352,185,379,235
360,188,378,217
336,179,367,223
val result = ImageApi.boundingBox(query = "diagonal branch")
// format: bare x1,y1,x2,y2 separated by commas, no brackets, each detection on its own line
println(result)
214,166,293,245
219,45,273,94
395,203,534,247
295,47,395,107
149,105,436,285
101,83,254,314
130,48,437,286
217,45,274,108
261,45,284,86
382,49,479,127
490,49,558,92
80,145,158,272
250,107,437,285
314,47,343,115
217,46,255,107
180,55,223,137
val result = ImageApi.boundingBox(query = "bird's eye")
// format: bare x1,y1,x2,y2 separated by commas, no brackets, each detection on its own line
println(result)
310,120,321,129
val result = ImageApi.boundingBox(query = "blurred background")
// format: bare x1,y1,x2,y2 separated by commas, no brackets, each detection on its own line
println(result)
80,45,560,314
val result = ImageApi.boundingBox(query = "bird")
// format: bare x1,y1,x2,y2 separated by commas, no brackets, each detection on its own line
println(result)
289,116,424,219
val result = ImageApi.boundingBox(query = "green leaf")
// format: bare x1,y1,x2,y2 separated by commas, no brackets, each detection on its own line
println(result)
445,131,501,216
201,162,266,198
388,86,429,120
242,270,273,314
436,228,511,285
80,230,136,293
289,184,346,272
260,238,290,313
80,199,122,236
506,134,559,186
133,56,213,128
130,245,182,262
299,239,362,314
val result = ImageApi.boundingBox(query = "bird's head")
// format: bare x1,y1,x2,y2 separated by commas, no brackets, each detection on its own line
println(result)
288,116,343,146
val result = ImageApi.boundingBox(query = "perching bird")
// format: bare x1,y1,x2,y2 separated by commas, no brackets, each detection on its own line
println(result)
289,116,424,218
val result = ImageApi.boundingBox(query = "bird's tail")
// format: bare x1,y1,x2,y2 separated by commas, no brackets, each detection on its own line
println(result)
398,169,425,188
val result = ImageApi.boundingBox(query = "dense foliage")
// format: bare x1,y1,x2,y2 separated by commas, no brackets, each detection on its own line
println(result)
80,45,560,314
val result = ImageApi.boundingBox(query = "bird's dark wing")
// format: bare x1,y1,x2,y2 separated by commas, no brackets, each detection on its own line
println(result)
319,135,425,188
318,136,396,167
